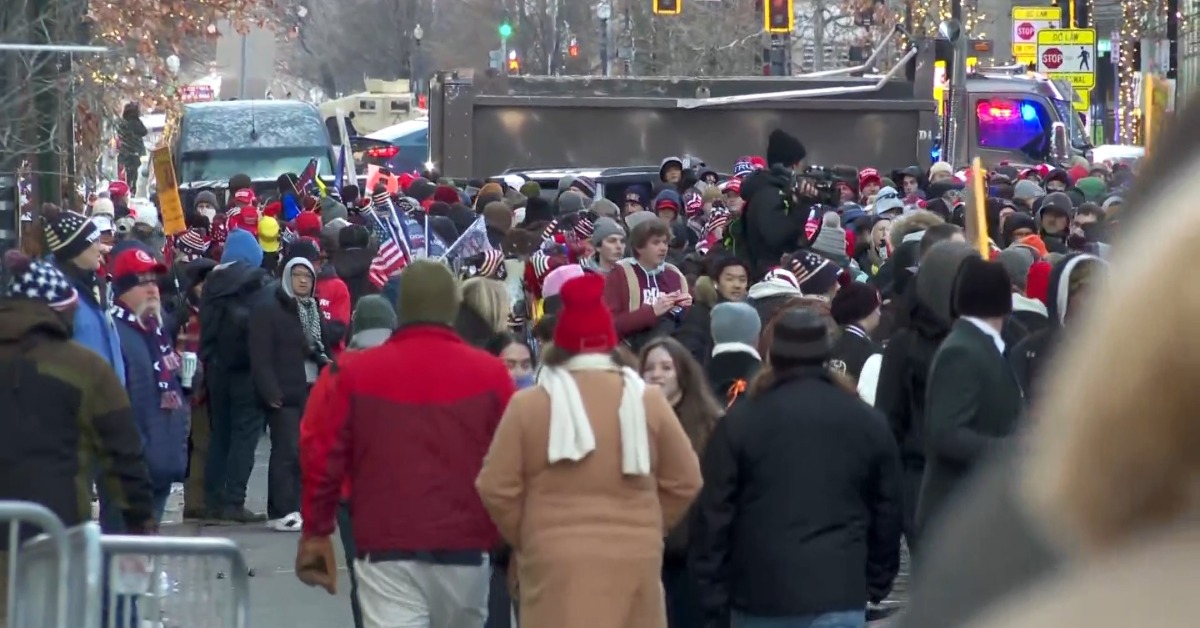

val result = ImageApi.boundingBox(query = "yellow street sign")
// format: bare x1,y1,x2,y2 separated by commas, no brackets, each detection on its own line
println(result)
1011,6,1062,59
1073,88,1090,112
1036,28,1097,89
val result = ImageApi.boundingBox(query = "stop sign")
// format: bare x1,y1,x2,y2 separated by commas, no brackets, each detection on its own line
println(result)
1041,47,1063,69
1017,22,1035,39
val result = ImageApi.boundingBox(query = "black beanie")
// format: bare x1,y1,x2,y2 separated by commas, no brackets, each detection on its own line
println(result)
769,308,832,366
765,129,807,167
338,224,370,249
953,257,1013,318
41,204,100,263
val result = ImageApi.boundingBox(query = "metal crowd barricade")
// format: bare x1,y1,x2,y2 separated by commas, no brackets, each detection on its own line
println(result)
15,522,251,628
0,501,70,628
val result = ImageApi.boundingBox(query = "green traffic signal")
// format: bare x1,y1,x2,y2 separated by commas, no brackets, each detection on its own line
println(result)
499,23,513,38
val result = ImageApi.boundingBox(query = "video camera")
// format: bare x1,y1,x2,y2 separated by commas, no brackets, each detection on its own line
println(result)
797,165,842,207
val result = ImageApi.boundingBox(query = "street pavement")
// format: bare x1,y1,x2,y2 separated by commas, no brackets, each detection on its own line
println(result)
161,436,354,627
156,436,906,627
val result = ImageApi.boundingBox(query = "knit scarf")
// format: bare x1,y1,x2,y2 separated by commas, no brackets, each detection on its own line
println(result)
296,295,325,357
110,302,183,410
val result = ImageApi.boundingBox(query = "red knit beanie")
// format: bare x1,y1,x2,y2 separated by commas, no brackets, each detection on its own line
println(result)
294,211,322,238
552,274,617,354
1025,260,1052,306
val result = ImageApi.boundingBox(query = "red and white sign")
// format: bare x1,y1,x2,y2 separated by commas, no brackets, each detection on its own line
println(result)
1041,47,1064,70
179,84,214,103
1010,7,1062,59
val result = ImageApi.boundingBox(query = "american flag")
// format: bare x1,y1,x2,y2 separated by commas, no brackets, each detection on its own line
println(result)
365,208,410,288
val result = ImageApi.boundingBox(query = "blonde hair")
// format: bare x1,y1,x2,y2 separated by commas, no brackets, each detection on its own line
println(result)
1021,155,1199,555
461,277,511,332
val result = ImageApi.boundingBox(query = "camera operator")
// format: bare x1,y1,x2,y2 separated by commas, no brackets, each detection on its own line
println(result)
733,129,824,279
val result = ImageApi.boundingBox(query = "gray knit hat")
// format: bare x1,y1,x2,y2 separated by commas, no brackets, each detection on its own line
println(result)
711,302,761,349
997,246,1036,291
623,211,660,233
590,198,620,219
557,191,588,215
811,212,846,259
352,294,398,335
590,217,625,247
1013,179,1045,202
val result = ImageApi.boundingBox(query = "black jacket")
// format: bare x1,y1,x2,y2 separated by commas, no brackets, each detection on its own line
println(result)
830,325,880,382
674,297,723,367
0,300,154,538
875,300,948,470
736,166,806,279
247,286,330,407
690,367,903,622
332,247,378,308
1009,253,1101,401
916,319,1023,536
199,261,271,373
706,347,762,407
1002,306,1050,350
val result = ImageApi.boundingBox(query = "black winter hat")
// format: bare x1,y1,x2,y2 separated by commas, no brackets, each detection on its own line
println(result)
338,224,370,249
41,204,100,263
830,282,881,326
953,257,1013,319
1041,192,1074,215
768,308,833,366
766,129,807,167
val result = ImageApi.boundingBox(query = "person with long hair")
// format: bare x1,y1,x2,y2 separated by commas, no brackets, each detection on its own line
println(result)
639,336,724,628
456,276,512,348
476,273,702,628
690,308,903,628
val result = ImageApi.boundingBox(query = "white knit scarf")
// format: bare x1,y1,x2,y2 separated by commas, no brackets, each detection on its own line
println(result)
539,353,651,476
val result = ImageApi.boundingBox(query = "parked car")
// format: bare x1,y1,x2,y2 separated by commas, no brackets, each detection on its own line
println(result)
351,118,430,176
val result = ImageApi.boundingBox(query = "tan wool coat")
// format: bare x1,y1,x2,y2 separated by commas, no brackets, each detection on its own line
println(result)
476,369,703,628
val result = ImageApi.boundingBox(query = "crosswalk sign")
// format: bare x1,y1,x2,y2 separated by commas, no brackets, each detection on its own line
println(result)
1036,29,1097,89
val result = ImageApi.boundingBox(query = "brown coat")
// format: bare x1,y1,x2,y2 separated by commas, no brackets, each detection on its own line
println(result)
476,370,702,628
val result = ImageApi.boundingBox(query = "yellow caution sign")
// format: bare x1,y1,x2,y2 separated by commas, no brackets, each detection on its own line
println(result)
150,147,187,236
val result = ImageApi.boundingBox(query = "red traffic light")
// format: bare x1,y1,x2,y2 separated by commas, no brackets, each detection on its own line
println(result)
765,0,794,33
569,42,579,57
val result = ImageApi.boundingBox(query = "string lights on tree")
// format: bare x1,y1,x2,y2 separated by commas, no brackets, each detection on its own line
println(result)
895,0,986,59
1117,0,1145,143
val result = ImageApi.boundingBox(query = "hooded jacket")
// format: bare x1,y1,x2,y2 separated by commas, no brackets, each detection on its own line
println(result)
248,258,330,407
736,166,806,279
1009,254,1103,400
875,243,978,473
0,299,154,534
199,261,271,373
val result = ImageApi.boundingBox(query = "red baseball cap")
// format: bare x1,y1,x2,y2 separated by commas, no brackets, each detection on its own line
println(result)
108,180,130,198
110,247,166,295
227,207,259,237
233,188,257,206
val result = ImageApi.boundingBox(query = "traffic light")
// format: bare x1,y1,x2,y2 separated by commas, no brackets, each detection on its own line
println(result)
507,49,520,73
499,22,513,39
765,0,794,34
568,38,579,57
653,0,681,16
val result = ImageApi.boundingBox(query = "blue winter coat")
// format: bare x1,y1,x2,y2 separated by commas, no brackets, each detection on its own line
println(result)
70,279,126,385
113,318,190,489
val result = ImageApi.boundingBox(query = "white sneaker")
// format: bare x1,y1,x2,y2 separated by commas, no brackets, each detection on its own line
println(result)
268,512,303,532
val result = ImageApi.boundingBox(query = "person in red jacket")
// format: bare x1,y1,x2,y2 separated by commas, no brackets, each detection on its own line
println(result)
296,259,515,628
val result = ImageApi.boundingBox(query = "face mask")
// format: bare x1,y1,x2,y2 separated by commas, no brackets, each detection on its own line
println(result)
514,372,536,390
199,206,217,221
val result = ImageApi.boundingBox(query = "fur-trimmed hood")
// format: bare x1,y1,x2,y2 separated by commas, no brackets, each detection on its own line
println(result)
889,210,946,251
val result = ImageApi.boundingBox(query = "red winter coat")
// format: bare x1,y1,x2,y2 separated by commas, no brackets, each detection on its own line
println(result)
316,270,350,354
299,325,514,553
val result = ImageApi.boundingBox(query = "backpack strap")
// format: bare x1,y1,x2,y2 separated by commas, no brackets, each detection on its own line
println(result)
621,262,641,312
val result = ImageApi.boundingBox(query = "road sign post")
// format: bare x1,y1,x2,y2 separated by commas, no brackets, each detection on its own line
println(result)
1011,7,1062,62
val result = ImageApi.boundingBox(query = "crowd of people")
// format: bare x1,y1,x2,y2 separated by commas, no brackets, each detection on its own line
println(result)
0,122,1137,628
